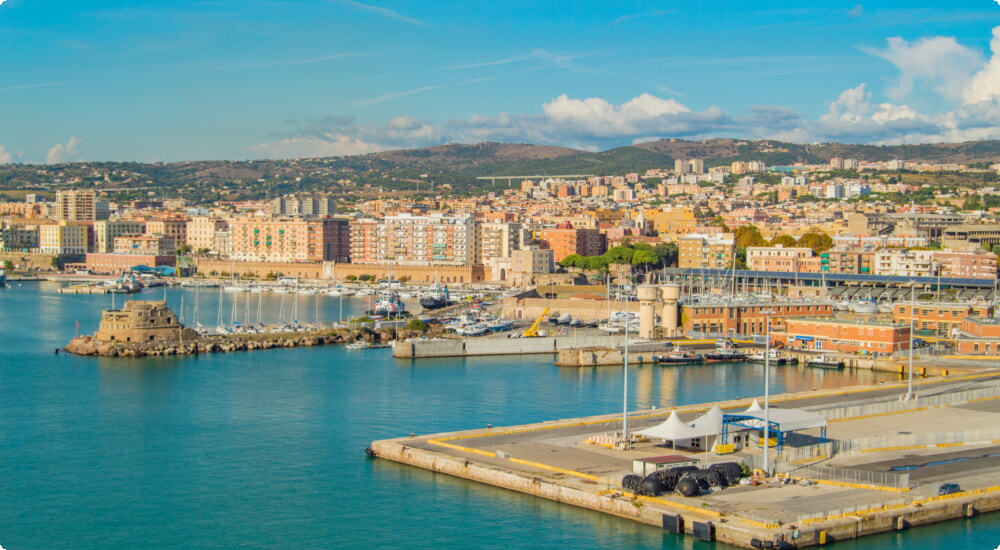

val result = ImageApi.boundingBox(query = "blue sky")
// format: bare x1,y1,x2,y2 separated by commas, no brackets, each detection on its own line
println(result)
1,0,1000,163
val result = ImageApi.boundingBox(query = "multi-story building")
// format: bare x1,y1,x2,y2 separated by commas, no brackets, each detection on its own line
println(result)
145,219,188,250
746,246,814,272
645,207,698,234
816,250,875,274
0,221,39,251
893,301,993,337
537,223,606,262
511,248,554,275
348,213,475,266
230,217,350,262
270,195,336,217
39,221,88,254
187,217,228,254
776,317,911,354
873,249,936,278
93,220,145,254
114,235,176,256
52,190,109,221
934,249,998,279
677,233,735,269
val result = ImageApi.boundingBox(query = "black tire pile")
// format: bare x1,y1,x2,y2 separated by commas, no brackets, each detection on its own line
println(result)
621,462,743,498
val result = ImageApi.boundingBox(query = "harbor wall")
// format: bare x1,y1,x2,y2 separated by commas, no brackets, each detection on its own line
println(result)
392,335,627,359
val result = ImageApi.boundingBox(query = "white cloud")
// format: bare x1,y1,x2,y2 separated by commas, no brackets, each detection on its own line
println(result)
248,25,1000,159
865,35,982,101
0,146,12,164
46,137,83,164
964,26,1000,103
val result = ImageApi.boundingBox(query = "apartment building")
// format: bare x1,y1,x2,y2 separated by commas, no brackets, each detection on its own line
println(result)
270,195,336,217
39,221,88,254
93,220,145,254
187,217,228,253
537,223,606,262
114,234,175,256
349,213,475,266
52,190,109,221
145,219,188,249
746,246,814,272
0,221,39,251
677,233,735,269
230,217,350,262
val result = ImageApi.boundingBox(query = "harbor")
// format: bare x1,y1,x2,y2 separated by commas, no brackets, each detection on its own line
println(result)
370,369,1000,549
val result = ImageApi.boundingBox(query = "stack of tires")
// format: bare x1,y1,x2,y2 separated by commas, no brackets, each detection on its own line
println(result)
621,462,745,498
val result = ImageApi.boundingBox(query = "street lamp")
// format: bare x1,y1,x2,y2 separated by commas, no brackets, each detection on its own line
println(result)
906,284,916,401
760,308,776,477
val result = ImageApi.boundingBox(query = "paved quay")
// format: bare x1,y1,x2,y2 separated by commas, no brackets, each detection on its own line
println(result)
371,369,1000,549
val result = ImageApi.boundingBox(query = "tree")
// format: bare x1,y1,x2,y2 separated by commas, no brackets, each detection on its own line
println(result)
346,275,357,282
50,256,60,270
630,249,658,268
176,244,192,255
734,225,767,249
2,260,12,271
405,319,429,332
559,254,583,269
653,242,678,267
358,274,373,282
798,232,834,254
770,234,797,247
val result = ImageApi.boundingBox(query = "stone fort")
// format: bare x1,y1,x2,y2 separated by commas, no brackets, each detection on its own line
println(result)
94,301,200,344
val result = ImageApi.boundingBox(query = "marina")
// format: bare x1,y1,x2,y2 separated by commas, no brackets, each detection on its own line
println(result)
0,281,997,549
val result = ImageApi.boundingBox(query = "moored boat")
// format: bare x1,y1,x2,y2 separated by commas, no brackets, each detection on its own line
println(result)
703,338,748,362
654,346,703,364
805,355,845,369
747,348,798,365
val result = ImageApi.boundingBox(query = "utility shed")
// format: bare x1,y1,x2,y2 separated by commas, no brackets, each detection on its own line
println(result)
632,455,700,476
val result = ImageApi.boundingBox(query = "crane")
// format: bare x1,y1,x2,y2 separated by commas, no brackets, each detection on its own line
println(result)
522,307,550,338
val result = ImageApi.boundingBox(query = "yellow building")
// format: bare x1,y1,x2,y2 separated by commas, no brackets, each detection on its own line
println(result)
677,233,735,269
645,207,698,234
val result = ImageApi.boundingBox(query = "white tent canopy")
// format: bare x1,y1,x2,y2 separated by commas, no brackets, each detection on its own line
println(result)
745,399,763,412
635,411,700,440
690,405,724,437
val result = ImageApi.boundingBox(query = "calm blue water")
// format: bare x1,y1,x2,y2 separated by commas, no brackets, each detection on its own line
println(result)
0,282,996,549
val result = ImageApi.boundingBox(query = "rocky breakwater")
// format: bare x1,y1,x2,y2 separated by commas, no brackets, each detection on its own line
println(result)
64,331,351,358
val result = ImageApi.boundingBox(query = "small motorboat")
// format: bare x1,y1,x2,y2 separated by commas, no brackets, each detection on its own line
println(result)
805,355,845,369
654,346,703,364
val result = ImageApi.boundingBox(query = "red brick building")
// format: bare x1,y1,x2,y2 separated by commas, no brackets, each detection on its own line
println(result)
892,302,994,337
683,302,834,336
775,318,911,355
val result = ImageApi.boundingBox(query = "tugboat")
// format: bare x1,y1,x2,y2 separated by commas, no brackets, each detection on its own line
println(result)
805,355,845,369
368,289,409,318
654,345,703,364
703,338,748,362
418,283,453,310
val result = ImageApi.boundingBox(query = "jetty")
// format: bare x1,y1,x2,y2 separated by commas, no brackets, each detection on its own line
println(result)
370,370,1000,549
63,300,404,357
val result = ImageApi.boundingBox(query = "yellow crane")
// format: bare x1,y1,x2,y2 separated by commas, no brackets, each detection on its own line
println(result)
522,307,550,338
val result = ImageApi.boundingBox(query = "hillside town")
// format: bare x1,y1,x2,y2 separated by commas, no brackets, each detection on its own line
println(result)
4,153,1000,358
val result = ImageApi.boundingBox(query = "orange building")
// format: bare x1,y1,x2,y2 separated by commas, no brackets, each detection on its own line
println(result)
775,318,910,355
538,223,606,262
892,302,994,337
954,317,1000,354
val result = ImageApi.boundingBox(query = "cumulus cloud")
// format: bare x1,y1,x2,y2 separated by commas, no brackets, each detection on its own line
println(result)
865,35,983,101
0,146,12,164
46,137,83,164
964,26,1000,104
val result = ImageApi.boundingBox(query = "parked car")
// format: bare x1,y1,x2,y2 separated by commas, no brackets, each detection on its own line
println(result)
938,482,961,495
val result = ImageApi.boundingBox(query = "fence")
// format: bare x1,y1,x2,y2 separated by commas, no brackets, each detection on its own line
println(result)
795,498,909,524
814,385,1000,421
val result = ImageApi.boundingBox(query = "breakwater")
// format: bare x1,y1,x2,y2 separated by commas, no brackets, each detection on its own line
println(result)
63,328,408,358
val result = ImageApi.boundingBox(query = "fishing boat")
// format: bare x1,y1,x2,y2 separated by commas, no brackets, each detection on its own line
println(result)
805,355,845,369
345,341,372,350
654,346,703,364
747,348,798,365
703,339,748,362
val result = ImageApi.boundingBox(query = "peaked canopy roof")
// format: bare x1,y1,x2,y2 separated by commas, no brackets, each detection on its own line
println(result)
635,411,700,440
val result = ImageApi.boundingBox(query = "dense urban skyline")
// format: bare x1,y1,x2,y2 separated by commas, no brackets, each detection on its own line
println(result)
1,1,1000,163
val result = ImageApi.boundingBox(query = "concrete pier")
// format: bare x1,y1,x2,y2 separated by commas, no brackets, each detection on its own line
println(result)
371,371,1000,549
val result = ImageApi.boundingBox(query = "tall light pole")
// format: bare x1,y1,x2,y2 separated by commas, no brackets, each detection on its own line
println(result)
906,284,916,401
760,308,775,477
621,262,631,450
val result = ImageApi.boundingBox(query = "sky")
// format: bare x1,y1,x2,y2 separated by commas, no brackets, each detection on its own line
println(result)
1,1,1000,163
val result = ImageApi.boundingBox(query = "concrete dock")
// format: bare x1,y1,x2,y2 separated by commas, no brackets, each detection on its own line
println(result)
370,369,1000,549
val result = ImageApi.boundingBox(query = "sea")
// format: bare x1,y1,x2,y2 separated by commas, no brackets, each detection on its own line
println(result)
0,282,997,550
